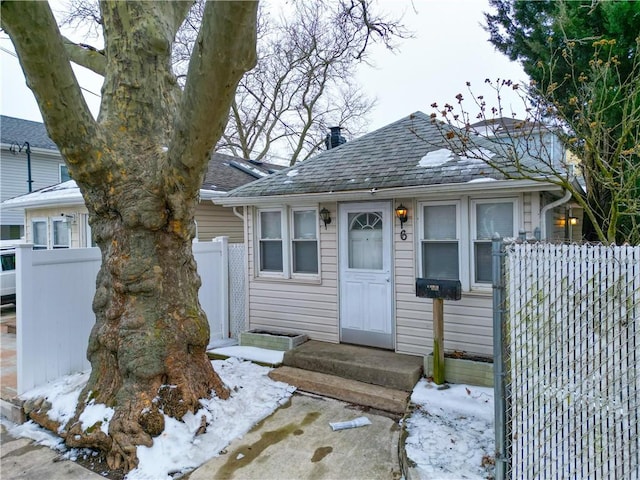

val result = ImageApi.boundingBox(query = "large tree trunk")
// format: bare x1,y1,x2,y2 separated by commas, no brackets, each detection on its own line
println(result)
2,0,258,472
62,160,229,471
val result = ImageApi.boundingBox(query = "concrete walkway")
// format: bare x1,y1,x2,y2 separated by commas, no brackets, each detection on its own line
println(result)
190,392,402,480
1,392,403,480
0,306,405,479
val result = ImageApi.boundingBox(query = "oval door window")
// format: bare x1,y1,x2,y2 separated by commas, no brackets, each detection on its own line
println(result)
348,212,383,270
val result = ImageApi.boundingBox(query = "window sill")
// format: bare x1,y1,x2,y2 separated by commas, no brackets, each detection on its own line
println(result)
254,275,322,285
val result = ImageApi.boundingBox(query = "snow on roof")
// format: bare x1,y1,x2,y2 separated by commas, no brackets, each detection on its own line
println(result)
1,180,82,209
417,148,454,167
1,180,222,209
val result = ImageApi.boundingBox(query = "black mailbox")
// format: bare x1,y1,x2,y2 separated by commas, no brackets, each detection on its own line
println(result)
416,278,462,301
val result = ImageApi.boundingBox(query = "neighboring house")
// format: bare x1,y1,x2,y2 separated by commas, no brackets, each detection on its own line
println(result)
470,117,584,242
2,152,282,248
218,112,577,359
1,115,71,240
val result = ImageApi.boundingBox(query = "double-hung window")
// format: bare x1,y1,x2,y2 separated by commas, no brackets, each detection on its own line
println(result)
257,207,319,278
32,219,48,250
259,210,284,272
292,210,318,274
421,203,459,280
472,199,516,284
418,197,518,291
52,218,70,249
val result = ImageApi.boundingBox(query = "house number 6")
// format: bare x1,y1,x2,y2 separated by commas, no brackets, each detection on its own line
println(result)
400,229,407,241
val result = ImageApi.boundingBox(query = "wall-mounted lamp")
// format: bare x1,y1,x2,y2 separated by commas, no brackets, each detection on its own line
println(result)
320,207,331,229
62,213,76,224
395,204,408,228
569,216,578,226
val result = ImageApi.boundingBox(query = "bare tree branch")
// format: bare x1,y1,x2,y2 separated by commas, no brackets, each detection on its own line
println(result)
169,1,258,174
62,35,106,75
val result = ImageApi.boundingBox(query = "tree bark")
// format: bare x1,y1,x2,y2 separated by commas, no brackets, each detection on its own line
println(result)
2,0,258,472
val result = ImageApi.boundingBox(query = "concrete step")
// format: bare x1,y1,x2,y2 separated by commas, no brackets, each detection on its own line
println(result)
0,397,25,424
0,322,16,334
283,341,423,392
269,366,410,414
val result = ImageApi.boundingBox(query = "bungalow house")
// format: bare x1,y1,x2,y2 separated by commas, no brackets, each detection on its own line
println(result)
1,153,282,249
217,112,575,359
1,115,71,240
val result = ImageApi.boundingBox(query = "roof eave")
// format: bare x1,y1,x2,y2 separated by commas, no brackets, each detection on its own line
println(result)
216,179,562,207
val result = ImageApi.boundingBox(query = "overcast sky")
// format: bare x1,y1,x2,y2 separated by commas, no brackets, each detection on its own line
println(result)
0,0,528,133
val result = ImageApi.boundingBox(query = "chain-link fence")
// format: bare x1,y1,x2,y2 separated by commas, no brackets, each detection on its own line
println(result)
228,243,246,339
494,240,640,480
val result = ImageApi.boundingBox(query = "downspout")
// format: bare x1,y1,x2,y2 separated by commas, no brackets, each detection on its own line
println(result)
540,189,572,240
232,206,244,220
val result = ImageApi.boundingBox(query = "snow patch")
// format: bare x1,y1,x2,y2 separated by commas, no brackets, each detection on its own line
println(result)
467,178,497,183
209,346,285,365
286,170,299,177
418,149,454,167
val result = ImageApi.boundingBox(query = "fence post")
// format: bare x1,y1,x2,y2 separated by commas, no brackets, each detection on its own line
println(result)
214,236,230,338
492,235,507,480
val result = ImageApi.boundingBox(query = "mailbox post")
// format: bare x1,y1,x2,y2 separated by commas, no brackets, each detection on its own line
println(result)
416,278,462,385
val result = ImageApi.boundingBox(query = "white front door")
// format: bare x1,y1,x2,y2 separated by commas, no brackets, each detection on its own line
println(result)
339,201,393,349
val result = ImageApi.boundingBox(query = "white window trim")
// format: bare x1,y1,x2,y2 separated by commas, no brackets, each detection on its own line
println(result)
470,197,520,290
256,207,287,278
417,200,466,289
31,217,48,249
289,207,320,279
416,196,520,292
59,163,71,182
51,217,71,249
255,206,320,280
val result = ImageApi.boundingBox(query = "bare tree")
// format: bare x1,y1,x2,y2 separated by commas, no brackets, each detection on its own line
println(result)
428,37,640,245
176,0,407,165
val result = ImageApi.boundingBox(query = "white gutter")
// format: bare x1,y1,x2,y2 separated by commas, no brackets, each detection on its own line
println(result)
199,189,226,201
215,178,562,207
540,189,572,240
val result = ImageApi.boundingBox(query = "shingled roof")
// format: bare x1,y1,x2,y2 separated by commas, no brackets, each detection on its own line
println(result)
203,152,283,192
1,115,282,194
1,115,59,151
225,111,521,199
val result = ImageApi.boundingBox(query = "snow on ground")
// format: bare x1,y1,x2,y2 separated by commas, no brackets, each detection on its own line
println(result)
405,380,495,479
2,350,495,480
210,345,284,365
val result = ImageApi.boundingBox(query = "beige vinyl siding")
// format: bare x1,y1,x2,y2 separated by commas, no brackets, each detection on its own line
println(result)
25,206,89,248
245,204,339,342
195,203,244,243
393,193,534,358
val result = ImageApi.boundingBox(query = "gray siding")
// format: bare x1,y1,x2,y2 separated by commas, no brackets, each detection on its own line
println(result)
1,150,64,226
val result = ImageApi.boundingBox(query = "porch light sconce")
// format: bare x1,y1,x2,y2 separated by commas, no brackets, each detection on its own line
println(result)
395,204,408,228
62,213,76,224
395,204,408,241
569,216,578,226
320,207,331,229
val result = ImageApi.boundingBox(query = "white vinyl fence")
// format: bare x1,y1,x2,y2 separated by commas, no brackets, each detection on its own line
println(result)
500,243,640,480
14,237,245,395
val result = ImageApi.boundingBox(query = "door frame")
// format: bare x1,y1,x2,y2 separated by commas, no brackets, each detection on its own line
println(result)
338,201,395,349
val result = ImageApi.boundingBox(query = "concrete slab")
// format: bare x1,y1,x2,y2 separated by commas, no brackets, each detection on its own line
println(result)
189,392,403,480
283,341,424,391
269,366,410,414
0,424,104,480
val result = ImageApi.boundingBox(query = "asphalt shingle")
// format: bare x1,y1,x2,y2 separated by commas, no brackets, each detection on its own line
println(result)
226,112,520,199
